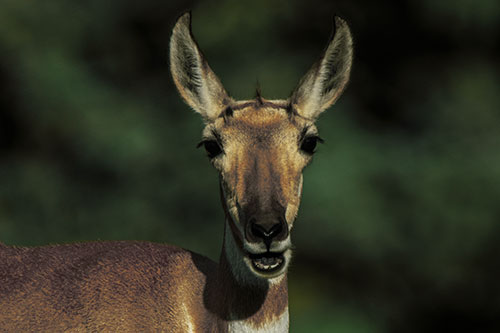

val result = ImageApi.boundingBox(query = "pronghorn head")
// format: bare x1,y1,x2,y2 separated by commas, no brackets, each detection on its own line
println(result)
170,13,352,280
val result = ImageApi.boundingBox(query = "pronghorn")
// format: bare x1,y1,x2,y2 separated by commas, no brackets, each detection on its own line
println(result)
0,12,352,332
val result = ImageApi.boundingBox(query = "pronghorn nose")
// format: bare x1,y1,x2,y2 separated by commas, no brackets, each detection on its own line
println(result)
247,217,288,247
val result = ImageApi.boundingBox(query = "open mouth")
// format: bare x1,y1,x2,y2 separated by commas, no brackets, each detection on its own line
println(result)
248,252,285,273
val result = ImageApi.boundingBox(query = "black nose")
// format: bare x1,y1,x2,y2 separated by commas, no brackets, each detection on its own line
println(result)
247,217,288,247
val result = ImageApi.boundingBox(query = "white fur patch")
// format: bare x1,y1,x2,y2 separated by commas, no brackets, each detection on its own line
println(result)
228,307,289,333
181,302,195,333
224,224,263,287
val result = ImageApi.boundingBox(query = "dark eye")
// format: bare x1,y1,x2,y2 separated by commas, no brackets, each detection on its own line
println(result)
300,136,323,154
201,140,223,158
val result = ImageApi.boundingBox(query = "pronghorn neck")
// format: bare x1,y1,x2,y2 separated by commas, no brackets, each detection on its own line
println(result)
210,223,289,331
213,181,289,330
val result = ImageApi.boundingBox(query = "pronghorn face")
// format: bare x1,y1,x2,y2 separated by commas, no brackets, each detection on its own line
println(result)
200,100,319,276
170,13,353,278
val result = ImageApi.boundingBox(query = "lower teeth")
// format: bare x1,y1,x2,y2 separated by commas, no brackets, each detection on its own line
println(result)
253,257,283,271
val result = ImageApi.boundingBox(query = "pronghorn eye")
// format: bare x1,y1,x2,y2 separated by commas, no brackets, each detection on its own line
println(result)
200,140,223,158
300,136,323,154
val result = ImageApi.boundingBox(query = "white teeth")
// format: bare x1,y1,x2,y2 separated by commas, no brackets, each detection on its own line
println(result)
252,258,283,271
254,261,278,270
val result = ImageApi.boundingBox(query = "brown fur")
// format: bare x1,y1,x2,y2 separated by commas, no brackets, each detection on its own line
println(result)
0,241,208,331
213,103,307,228
0,241,287,332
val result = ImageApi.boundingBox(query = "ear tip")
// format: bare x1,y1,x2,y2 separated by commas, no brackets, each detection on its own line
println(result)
331,16,353,47
174,11,192,31
333,16,349,30
179,11,192,21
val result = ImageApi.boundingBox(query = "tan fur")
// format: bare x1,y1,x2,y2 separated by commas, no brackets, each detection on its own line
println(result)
0,12,352,332
211,101,310,230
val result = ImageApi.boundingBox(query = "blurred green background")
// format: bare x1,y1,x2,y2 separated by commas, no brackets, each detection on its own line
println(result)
1,0,499,331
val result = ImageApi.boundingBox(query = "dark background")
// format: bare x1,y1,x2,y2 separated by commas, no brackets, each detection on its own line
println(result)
1,0,499,331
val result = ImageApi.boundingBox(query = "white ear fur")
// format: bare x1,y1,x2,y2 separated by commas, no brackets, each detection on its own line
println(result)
169,12,231,121
290,17,353,120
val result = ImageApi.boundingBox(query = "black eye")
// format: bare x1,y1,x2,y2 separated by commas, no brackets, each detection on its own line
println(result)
300,136,323,154
201,140,223,158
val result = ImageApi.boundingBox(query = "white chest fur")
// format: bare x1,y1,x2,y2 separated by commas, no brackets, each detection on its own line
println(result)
228,307,289,333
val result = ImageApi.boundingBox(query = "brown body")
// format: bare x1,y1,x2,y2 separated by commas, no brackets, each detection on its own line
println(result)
0,12,352,332
0,241,286,331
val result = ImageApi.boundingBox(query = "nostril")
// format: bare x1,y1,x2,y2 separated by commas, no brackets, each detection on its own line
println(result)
268,222,283,238
250,222,266,239
249,220,285,243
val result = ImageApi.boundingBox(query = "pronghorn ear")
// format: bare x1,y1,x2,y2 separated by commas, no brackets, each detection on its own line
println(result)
290,17,353,120
170,12,230,121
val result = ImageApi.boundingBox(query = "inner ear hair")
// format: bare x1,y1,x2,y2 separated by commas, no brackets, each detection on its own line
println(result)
290,16,353,120
169,12,231,121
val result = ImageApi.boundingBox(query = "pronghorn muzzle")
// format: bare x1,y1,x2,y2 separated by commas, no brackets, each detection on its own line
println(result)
244,210,289,248
240,200,290,275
